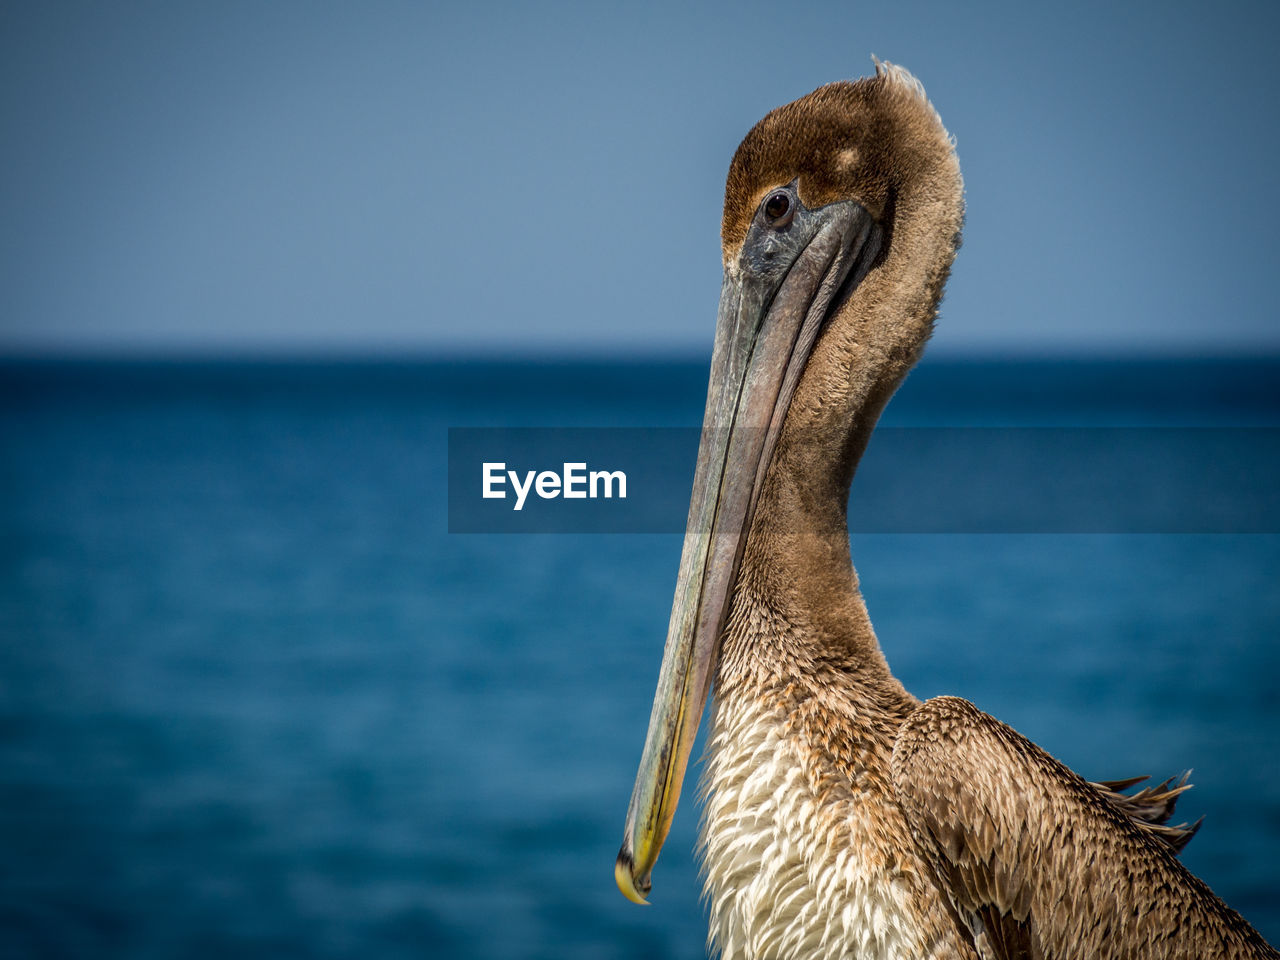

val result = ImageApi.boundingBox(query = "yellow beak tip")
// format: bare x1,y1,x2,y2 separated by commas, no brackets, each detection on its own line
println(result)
614,852,651,905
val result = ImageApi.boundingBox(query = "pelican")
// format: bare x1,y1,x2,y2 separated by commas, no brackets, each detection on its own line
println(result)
614,61,1278,960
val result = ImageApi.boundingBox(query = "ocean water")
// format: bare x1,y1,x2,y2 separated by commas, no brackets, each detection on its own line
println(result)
1,358,1278,958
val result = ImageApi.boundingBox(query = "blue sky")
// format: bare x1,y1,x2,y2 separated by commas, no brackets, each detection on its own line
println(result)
2,1,1277,356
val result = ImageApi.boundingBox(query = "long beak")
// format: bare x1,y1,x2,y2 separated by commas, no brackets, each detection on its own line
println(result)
615,199,877,903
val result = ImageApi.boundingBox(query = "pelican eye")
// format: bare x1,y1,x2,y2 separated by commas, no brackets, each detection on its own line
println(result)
762,190,794,227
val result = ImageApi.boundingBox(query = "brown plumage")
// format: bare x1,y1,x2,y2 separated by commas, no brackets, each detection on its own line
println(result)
894,699,1276,958
616,61,1278,959
1090,775,1202,855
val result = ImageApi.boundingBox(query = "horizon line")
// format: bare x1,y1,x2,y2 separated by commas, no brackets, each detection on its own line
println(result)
3,343,1280,365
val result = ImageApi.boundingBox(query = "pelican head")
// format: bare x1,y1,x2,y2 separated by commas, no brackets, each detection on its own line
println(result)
616,62,963,904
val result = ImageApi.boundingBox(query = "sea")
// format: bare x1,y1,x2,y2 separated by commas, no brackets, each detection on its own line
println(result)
1,357,1278,958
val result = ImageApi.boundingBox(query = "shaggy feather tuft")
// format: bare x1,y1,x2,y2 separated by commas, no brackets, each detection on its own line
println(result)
1091,773,1204,854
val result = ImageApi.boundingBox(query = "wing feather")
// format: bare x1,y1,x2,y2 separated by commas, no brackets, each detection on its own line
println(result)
891,697,1277,960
